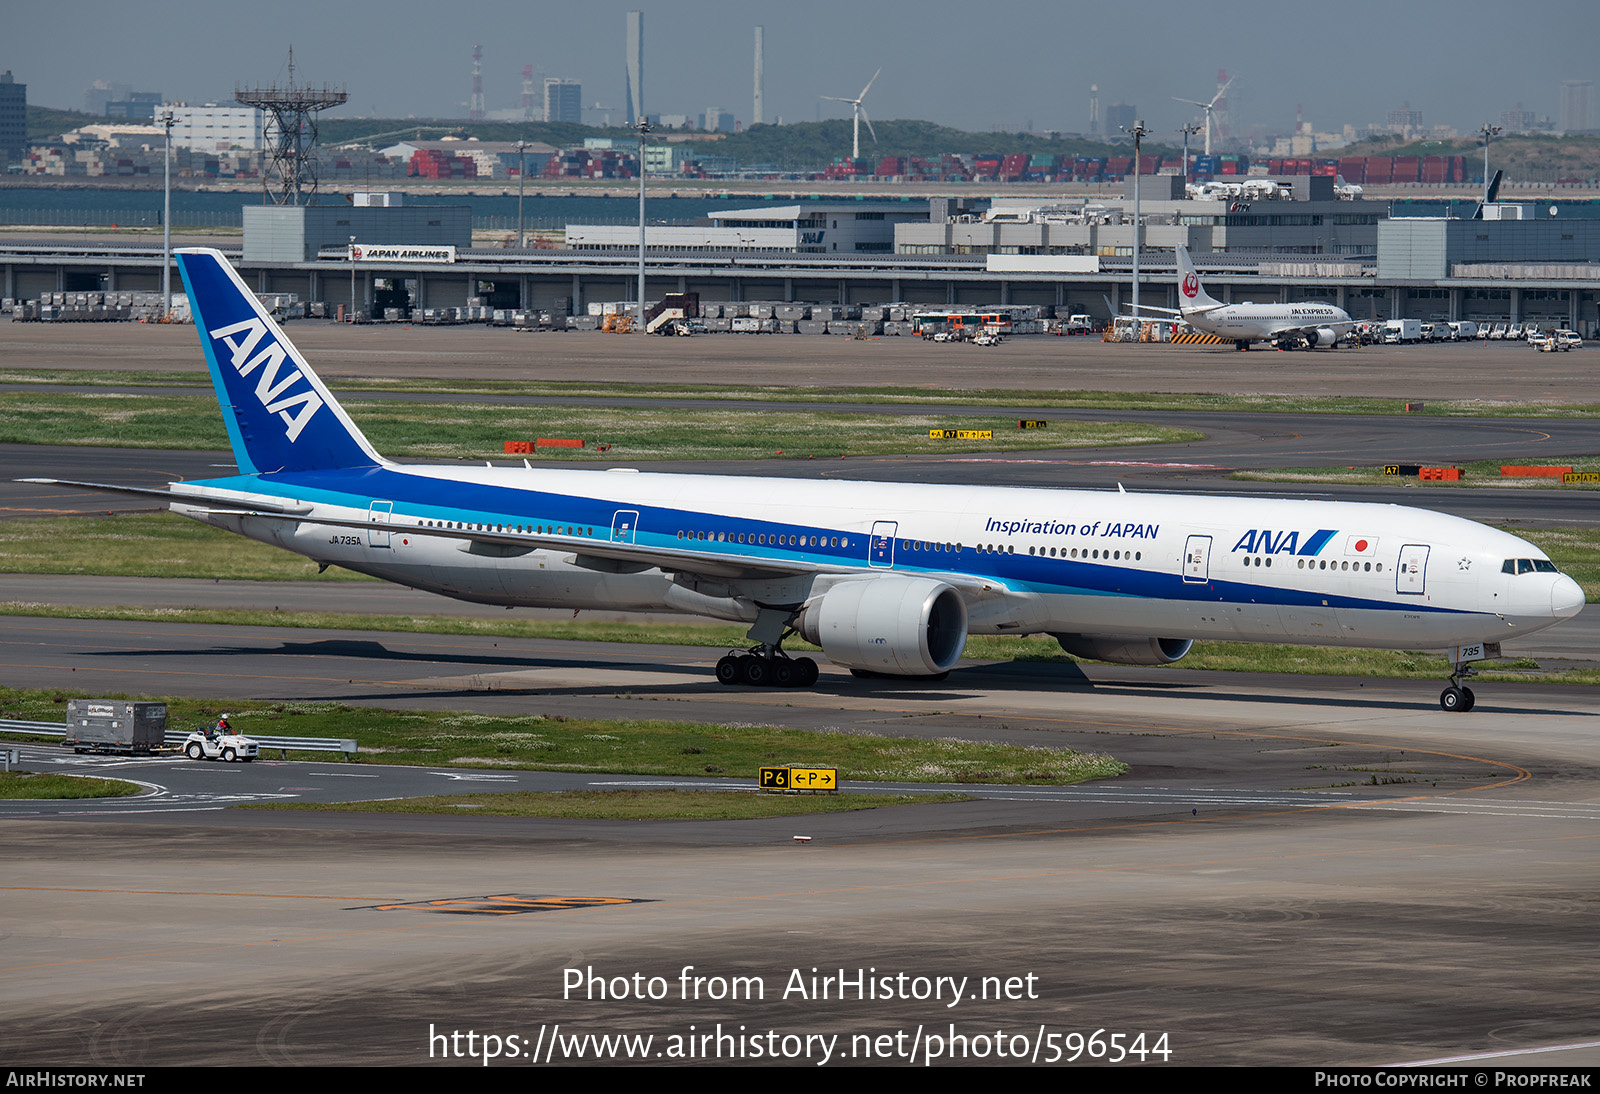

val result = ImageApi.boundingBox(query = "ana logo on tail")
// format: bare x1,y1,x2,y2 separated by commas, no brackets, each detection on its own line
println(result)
207,317,325,443
1182,272,1200,299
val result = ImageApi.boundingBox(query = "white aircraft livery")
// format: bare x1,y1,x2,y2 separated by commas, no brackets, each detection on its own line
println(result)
1158,245,1355,350
28,249,1582,712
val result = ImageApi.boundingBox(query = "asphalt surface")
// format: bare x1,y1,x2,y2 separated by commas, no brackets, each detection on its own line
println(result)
2,621,1598,1067
5,319,1600,402
1,322,1598,1068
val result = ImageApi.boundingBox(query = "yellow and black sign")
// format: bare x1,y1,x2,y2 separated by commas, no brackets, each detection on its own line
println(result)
1384,464,1421,476
1018,419,1048,430
928,429,994,440
1564,471,1600,484
759,766,838,792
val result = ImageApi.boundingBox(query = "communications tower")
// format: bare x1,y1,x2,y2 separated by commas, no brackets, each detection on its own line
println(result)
234,47,347,206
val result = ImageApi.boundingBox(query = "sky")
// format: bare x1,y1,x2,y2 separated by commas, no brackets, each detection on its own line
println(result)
8,0,1598,139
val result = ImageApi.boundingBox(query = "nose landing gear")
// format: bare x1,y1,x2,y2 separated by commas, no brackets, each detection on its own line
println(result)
1440,663,1477,712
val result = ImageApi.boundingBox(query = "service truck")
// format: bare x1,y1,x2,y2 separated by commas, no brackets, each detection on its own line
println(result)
1382,319,1422,344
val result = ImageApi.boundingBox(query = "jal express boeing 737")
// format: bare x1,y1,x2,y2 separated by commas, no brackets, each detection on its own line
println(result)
1137,245,1356,350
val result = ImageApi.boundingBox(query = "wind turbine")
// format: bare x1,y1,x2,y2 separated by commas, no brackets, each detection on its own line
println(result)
823,68,880,160
1173,74,1234,155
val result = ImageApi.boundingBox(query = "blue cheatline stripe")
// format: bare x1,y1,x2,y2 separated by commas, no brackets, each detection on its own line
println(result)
180,467,1469,619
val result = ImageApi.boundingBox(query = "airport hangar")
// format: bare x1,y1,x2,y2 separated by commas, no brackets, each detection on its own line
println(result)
5,183,1600,333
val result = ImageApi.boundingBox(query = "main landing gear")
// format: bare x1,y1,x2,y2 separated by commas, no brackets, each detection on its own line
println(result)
715,646,820,688
1440,662,1477,713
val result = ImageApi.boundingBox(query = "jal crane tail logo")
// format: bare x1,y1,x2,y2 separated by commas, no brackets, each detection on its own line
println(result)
1182,272,1200,299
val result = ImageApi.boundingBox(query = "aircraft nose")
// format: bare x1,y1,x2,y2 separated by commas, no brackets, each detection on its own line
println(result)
1552,575,1585,620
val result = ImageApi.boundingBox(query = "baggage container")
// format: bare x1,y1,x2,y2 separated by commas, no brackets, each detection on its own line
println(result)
64,700,168,754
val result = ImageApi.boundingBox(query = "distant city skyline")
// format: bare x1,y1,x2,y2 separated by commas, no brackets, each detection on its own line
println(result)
9,0,1598,140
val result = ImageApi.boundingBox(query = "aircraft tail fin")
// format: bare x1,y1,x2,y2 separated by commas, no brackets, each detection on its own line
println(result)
1472,170,1505,218
1176,245,1222,312
175,248,382,475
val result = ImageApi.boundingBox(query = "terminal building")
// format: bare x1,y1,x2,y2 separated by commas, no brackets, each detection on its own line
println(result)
565,200,928,255
897,177,1387,259
4,193,1598,333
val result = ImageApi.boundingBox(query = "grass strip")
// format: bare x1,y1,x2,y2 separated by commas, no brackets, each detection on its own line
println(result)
0,512,375,581
0,391,1197,459
0,770,140,799
5,368,1600,418
0,688,1125,785
1232,457,1600,491
244,789,975,819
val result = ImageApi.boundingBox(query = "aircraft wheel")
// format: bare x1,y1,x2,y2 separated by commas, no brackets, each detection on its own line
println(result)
715,655,741,686
186,742,203,760
770,659,796,687
794,657,819,687
1440,686,1465,713
741,657,769,687
1459,687,1476,712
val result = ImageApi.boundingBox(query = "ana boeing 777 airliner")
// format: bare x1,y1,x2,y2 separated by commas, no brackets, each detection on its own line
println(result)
26,249,1583,712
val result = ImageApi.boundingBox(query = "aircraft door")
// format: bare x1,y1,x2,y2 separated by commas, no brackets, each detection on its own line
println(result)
1396,544,1430,595
610,510,640,545
368,501,393,548
868,521,898,568
1182,535,1212,583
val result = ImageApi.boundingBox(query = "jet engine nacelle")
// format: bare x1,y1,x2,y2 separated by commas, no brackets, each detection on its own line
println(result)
797,576,968,676
1313,327,1338,347
1053,634,1194,665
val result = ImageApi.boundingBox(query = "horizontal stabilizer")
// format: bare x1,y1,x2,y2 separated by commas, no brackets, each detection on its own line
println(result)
17,478,312,514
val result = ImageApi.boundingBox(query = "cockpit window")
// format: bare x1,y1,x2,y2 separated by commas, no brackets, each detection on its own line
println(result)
1504,558,1560,574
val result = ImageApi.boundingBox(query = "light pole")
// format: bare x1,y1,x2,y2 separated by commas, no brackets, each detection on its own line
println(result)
1479,123,1501,203
1177,121,1202,192
1121,119,1148,318
160,108,174,316
516,138,526,248
633,120,652,335
349,235,357,321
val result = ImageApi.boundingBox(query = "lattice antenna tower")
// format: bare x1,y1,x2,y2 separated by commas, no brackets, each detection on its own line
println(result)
235,47,347,206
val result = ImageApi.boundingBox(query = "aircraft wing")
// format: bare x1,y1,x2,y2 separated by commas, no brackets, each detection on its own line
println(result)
25,477,1013,596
